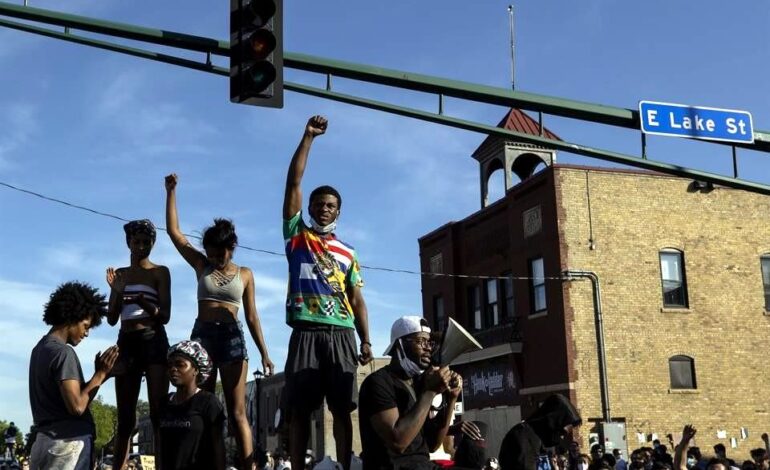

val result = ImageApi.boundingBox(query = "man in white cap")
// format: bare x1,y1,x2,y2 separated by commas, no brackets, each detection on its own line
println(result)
358,316,462,470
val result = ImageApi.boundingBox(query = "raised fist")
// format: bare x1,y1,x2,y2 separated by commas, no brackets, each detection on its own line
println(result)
305,115,328,137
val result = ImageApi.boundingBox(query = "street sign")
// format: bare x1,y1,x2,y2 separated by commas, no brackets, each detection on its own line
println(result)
639,101,754,144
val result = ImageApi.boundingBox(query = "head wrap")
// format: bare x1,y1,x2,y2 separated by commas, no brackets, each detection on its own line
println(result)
167,340,212,384
123,219,156,246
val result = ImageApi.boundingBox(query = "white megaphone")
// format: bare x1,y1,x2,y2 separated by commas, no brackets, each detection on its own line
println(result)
435,317,483,367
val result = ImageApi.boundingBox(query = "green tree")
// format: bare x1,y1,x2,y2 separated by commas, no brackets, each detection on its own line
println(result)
91,396,118,454
136,399,150,420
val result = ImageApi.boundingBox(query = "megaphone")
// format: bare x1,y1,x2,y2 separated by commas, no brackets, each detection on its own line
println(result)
435,317,483,366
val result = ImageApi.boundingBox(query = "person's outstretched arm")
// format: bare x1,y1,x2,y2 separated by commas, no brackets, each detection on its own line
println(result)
283,115,327,220
164,173,207,274
674,425,697,470
241,267,274,375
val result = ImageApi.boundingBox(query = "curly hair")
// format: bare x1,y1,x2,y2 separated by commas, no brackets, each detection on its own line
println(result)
202,218,238,250
43,281,107,327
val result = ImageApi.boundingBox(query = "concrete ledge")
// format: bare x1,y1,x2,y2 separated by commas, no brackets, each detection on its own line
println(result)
528,311,548,319
668,389,699,394
660,307,692,314
519,382,575,395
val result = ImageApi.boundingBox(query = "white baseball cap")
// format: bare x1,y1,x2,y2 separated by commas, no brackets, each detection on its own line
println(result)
383,316,431,355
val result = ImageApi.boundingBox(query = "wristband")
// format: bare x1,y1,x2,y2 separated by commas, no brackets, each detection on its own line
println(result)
361,341,371,348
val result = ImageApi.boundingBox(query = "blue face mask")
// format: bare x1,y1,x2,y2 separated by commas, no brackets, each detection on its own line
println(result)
687,458,697,467
396,339,425,378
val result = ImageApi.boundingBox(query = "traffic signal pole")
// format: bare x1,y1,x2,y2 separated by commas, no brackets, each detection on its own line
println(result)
2,1,770,196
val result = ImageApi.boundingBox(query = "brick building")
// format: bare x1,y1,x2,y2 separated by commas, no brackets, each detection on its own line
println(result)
418,109,770,459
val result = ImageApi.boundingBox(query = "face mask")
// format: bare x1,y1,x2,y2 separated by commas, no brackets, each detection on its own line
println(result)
579,463,589,470
310,215,338,234
396,339,425,378
687,458,696,467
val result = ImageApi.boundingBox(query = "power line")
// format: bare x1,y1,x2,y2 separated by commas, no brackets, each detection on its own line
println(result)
0,180,567,281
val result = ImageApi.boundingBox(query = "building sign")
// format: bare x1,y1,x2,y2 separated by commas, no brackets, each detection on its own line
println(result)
140,456,156,470
454,355,518,410
523,205,542,238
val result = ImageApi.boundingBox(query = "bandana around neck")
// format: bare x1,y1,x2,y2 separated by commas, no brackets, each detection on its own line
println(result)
310,215,338,234
396,339,425,378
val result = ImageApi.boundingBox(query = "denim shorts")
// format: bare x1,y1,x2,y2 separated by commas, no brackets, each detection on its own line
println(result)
190,319,249,365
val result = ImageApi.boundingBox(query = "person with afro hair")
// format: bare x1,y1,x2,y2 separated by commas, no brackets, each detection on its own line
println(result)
29,281,118,470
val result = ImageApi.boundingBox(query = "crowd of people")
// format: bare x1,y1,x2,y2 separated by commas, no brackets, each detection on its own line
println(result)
19,116,768,470
523,426,770,470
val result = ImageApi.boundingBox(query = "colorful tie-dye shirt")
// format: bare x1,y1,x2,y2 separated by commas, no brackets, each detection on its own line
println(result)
284,212,364,328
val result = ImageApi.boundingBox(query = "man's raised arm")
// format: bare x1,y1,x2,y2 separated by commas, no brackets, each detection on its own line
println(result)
674,425,697,470
284,115,327,220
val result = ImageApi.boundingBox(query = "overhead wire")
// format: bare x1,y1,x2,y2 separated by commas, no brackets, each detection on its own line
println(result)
0,180,568,281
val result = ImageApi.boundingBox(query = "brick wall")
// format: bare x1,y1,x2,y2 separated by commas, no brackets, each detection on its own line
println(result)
555,167,770,459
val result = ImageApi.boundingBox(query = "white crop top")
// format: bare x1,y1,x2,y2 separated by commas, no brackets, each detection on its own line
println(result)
121,284,159,321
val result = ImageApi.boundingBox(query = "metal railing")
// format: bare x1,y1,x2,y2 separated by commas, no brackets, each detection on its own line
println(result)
2,1,770,195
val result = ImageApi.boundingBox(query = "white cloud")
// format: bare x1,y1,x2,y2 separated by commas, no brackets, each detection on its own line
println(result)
95,70,144,118
88,68,219,160
0,279,49,325
0,102,37,170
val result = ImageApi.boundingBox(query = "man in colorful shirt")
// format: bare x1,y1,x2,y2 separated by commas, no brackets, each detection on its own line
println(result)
283,115,373,470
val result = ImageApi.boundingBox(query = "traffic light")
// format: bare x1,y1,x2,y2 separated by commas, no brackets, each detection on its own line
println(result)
230,0,283,108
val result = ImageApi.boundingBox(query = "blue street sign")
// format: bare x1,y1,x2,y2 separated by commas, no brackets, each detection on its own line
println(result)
639,101,754,144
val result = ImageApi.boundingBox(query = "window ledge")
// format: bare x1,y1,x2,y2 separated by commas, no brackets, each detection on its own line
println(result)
660,307,692,314
668,389,699,394
764,310,770,317
528,311,548,319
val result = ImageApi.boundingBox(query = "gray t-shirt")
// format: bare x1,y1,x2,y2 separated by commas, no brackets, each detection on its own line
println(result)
29,335,95,439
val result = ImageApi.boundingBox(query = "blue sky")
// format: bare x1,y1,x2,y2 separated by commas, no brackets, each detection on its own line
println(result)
2,0,770,433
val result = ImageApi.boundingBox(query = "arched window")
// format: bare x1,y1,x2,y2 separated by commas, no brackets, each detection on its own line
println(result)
669,355,696,389
760,254,770,311
485,158,506,204
660,249,688,308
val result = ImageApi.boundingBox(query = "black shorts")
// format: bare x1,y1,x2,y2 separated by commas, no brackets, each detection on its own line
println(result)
283,325,358,415
117,326,169,374
190,319,249,365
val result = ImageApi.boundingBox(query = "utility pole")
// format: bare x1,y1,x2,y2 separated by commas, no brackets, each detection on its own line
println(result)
508,4,515,90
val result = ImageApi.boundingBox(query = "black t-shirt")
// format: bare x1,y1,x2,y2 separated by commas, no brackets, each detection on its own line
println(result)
359,367,434,470
159,390,225,470
498,422,541,470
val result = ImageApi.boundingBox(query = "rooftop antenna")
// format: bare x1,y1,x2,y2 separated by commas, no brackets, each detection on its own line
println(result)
508,4,515,90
